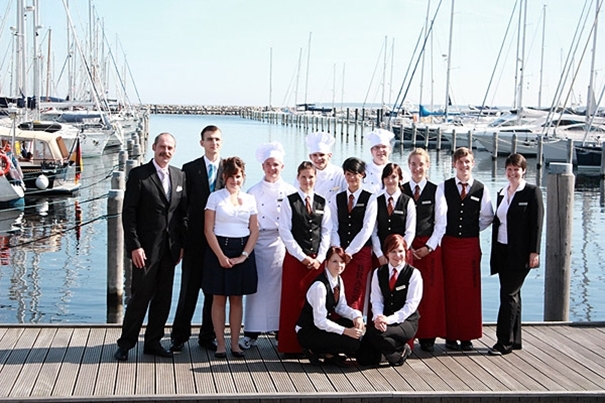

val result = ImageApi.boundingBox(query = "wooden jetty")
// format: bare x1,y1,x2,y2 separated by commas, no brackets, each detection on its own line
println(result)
1,323,604,402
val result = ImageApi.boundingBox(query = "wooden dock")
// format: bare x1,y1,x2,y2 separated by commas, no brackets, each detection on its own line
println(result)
0,323,604,402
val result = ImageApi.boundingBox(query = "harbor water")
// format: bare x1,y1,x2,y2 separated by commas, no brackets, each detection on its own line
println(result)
0,114,604,324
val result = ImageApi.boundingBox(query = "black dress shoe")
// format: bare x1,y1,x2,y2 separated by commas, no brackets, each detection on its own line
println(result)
199,339,218,351
301,348,321,366
143,345,173,358
170,340,185,352
114,347,129,361
215,351,227,359
390,344,411,367
489,343,512,356
324,355,349,367
460,340,474,351
230,349,245,358
445,339,460,350
512,343,522,350
419,341,435,352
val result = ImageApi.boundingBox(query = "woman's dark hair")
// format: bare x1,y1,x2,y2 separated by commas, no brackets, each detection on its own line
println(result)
342,157,366,177
325,246,347,262
381,163,403,185
505,153,527,170
297,160,316,175
222,156,246,178
382,233,408,257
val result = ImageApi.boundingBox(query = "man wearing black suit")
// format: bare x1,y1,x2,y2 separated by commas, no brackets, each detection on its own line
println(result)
170,125,224,352
489,153,544,356
114,132,187,361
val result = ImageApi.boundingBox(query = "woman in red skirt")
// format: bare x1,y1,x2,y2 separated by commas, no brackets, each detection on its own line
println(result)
278,161,332,354
402,148,447,352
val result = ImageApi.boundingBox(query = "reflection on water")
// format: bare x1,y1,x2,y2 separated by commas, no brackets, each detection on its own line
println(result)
1,115,604,323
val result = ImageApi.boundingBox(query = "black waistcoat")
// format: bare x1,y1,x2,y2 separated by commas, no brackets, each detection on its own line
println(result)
376,193,411,243
377,263,419,320
336,190,372,248
296,271,339,330
403,182,437,237
444,178,484,238
288,193,326,255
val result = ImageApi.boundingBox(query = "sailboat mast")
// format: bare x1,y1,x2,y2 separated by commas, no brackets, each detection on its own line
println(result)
46,28,52,101
389,38,395,106
32,0,41,119
304,32,312,105
586,0,600,118
269,47,273,108
294,47,302,107
381,36,387,108
518,0,527,111
419,0,431,109
341,63,345,110
538,4,546,109
444,0,454,122
332,63,336,109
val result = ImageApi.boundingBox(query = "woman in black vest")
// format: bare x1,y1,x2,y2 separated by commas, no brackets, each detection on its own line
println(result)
358,234,423,367
488,153,543,355
296,246,364,366
329,157,377,312
371,163,416,266
278,161,332,354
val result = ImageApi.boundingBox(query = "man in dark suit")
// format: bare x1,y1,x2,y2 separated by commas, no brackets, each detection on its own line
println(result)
170,125,224,352
114,132,187,361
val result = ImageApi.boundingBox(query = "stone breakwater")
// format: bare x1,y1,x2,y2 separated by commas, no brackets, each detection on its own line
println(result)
148,104,265,115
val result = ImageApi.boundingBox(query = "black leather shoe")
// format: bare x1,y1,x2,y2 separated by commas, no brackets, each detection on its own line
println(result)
489,343,512,356
230,349,245,358
199,339,218,351
460,340,474,351
324,355,349,367
390,344,411,367
114,347,129,361
301,347,321,366
170,340,185,352
445,339,460,350
512,343,522,350
143,345,173,358
214,351,227,359
420,341,435,352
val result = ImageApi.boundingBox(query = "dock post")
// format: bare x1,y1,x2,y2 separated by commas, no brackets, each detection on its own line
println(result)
125,159,138,180
467,130,473,149
126,139,134,159
424,126,430,149
511,133,518,154
111,171,125,191
567,138,574,164
411,124,417,148
451,129,457,152
544,162,574,321
437,128,443,151
537,136,544,169
492,132,498,160
118,150,128,171
107,189,125,323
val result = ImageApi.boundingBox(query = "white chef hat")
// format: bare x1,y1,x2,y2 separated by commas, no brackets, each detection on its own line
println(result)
365,128,395,148
305,131,335,154
255,141,286,164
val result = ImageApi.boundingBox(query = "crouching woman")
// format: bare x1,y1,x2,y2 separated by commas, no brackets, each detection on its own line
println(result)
358,234,423,366
296,246,365,366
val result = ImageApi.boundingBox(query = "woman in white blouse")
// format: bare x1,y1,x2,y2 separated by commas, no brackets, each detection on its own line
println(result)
203,157,259,358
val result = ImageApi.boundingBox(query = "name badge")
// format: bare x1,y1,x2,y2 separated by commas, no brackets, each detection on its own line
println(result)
394,210,405,215
356,203,365,208
470,195,480,202
277,198,283,202
176,185,183,192
395,284,407,291
332,186,341,191
316,210,324,215
421,200,432,205
518,201,528,206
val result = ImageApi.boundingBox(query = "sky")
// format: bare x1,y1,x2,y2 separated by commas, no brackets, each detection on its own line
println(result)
1,0,604,109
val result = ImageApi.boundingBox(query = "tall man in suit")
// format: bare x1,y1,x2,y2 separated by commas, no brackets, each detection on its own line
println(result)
170,125,224,352
114,132,187,361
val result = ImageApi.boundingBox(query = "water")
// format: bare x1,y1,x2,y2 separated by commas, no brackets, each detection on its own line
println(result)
1,114,604,323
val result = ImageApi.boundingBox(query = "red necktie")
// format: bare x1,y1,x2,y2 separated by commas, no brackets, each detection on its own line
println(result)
305,196,312,215
387,196,394,216
414,185,420,201
389,268,398,291
460,182,468,200
347,194,354,213
333,285,340,303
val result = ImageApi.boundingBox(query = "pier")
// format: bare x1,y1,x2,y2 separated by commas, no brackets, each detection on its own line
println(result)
0,323,604,402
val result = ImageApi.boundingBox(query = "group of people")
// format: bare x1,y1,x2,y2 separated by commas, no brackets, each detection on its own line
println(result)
113,125,544,367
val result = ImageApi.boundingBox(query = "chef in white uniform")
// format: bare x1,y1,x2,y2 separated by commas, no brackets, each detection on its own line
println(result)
304,131,347,202
363,129,410,194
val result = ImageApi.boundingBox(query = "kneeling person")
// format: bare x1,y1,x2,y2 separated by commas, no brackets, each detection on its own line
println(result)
296,246,365,366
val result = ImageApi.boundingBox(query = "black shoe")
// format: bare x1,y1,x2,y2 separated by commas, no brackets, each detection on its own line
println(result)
512,343,522,350
170,340,185,352
445,339,460,350
324,355,349,368
419,341,435,352
114,347,129,361
301,347,321,366
143,345,173,358
215,351,227,359
460,340,474,351
230,349,245,358
199,339,218,351
390,344,411,367
489,343,512,356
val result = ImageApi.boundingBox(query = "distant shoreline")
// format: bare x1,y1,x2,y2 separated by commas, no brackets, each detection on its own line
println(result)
146,104,382,115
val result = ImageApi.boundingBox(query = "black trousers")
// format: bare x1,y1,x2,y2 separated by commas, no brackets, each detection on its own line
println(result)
296,318,360,355
118,250,175,350
171,247,215,344
358,318,418,366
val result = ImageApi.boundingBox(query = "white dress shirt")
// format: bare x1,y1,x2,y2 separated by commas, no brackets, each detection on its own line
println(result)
370,264,423,324
496,179,526,244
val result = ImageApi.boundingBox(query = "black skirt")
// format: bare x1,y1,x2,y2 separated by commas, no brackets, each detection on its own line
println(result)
202,236,258,296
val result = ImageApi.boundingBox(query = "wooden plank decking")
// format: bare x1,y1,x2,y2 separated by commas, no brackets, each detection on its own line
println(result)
0,323,604,402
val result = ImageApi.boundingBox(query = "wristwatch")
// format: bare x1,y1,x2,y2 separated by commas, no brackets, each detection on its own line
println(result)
425,245,433,253
241,251,249,259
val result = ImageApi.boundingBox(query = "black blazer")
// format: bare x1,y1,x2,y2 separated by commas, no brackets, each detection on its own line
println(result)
490,183,544,274
122,160,187,266
181,156,224,247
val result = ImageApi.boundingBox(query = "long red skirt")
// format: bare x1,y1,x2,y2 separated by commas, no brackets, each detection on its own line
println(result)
441,235,482,341
340,246,373,312
277,252,322,353
411,236,446,340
